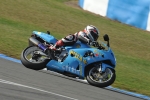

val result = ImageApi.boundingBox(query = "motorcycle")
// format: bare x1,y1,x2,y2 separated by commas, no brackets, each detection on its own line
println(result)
21,31,116,87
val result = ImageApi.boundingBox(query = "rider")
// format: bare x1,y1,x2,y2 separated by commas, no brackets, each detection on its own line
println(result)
49,25,100,50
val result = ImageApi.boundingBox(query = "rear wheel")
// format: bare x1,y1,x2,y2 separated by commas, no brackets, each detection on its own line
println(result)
21,46,50,70
86,66,116,87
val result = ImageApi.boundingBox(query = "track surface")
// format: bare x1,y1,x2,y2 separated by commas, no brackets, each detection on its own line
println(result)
0,58,147,100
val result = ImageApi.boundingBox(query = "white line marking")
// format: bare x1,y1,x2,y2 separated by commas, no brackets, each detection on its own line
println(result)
0,79,78,100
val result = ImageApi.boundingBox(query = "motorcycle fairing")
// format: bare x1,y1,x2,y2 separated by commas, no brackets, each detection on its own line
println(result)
101,49,116,67
47,47,116,78
101,63,114,72
46,48,112,78
32,31,57,44
46,57,80,75
69,48,116,76
46,48,92,77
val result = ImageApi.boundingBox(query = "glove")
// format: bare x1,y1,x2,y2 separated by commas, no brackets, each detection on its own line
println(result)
49,45,56,50
88,40,93,46
93,41,99,47
89,41,99,47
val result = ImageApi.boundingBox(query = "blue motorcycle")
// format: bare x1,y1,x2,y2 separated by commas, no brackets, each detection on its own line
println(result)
21,31,116,87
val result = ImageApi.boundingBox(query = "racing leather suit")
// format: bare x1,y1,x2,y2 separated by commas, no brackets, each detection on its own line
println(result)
54,31,91,48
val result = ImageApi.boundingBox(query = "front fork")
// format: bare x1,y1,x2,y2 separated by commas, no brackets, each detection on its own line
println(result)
92,63,114,79
98,63,114,73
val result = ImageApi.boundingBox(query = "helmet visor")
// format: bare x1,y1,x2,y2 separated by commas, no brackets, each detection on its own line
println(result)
90,31,98,41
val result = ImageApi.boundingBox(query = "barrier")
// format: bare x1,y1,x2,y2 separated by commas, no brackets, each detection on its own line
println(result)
79,0,150,31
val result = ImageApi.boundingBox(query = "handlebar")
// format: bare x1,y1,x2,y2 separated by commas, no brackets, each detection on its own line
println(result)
93,42,105,50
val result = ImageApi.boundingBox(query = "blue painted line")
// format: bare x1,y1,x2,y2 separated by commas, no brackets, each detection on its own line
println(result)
0,54,21,64
106,86,150,100
0,53,150,100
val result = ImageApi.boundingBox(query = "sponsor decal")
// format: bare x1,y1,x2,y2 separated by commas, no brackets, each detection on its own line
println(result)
70,50,87,64
62,65,80,75
93,49,103,57
37,32,41,34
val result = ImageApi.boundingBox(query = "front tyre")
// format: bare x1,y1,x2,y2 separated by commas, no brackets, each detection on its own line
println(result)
21,46,49,70
86,67,116,87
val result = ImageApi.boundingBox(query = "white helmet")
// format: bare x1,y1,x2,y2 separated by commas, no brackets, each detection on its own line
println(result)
84,25,100,42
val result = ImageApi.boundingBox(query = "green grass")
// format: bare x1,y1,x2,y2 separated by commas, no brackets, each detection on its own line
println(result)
0,0,150,96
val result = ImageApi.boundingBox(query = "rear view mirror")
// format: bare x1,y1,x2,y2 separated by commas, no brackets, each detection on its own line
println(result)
103,34,109,41
47,31,50,35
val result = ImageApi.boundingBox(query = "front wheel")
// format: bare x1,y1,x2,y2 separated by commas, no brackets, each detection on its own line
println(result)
21,46,50,70
86,67,116,87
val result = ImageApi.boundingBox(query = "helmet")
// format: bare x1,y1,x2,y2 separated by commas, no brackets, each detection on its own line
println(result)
84,25,100,41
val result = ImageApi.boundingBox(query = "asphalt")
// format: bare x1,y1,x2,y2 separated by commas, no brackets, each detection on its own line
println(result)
0,56,148,100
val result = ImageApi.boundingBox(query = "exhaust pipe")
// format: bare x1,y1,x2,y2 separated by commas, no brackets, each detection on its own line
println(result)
29,37,47,51
29,37,40,46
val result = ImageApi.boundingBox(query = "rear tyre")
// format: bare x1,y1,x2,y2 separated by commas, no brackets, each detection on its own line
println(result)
21,46,50,70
